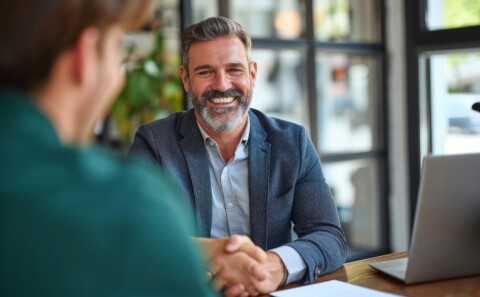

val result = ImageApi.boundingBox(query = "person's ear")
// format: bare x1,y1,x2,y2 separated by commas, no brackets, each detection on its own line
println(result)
249,60,258,88
179,65,190,92
72,27,101,88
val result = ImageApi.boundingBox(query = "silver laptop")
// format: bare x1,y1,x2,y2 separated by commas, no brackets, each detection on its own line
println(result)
370,153,480,284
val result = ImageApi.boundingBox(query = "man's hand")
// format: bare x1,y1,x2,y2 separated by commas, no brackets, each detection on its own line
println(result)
194,236,269,295
221,251,287,297
254,252,287,291
195,235,267,265
195,236,287,296
211,251,269,295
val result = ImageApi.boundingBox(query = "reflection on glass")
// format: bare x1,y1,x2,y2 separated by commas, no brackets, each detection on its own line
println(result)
250,49,309,130
429,52,480,155
426,0,480,31
230,0,305,39
316,53,381,153
314,0,381,43
191,0,218,23
322,159,381,255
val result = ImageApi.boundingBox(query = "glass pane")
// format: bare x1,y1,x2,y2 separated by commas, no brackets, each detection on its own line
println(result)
426,0,480,31
230,0,305,39
314,0,381,43
250,49,309,130
429,52,480,155
192,0,218,23
322,159,382,257
316,53,382,154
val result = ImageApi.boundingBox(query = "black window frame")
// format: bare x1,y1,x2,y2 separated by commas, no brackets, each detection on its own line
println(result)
405,0,480,231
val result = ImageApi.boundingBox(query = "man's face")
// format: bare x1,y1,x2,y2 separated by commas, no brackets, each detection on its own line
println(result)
180,37,257,132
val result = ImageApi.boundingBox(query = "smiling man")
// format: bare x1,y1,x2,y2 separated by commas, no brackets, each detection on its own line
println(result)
129,16,347,296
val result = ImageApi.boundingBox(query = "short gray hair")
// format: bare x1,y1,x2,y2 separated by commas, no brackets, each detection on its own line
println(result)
181,16,252,72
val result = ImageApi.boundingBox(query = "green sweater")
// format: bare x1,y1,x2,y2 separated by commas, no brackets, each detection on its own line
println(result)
0,89,217,297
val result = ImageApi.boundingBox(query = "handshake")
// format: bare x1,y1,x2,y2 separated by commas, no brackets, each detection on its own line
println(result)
196,235,287,297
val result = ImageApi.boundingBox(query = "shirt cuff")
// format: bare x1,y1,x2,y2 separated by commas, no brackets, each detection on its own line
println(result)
270,246,307,285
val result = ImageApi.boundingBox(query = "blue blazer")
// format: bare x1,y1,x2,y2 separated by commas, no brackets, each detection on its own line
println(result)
129,108,347,283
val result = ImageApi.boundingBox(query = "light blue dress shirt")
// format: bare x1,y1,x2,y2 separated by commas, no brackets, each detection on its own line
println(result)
196,117,307,284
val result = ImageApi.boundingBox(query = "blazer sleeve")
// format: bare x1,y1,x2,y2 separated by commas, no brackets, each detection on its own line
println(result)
285,127,347,283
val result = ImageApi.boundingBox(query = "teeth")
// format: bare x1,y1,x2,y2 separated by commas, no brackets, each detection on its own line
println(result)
211,97,234,104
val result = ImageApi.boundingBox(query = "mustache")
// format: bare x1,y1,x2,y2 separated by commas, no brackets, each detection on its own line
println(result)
201,89,244,100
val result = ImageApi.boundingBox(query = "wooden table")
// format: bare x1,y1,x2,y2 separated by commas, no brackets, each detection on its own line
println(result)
268,251,480,296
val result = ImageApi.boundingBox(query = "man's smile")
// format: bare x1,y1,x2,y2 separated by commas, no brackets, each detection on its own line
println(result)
209,97,236,104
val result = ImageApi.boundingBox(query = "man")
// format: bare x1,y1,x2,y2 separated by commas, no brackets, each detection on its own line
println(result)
0,2,265,296
130,16,347,295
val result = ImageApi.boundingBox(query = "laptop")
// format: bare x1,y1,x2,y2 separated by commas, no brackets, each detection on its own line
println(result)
370,153,480,284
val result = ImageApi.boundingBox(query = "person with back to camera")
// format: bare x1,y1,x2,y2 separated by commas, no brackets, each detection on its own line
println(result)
0,2,270,296
130,16,347,296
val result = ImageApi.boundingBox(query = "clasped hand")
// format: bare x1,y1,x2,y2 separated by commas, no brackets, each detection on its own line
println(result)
196,235,286,297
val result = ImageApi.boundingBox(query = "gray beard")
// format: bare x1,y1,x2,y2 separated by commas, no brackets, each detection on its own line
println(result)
189,89,252,132
199,105,246,131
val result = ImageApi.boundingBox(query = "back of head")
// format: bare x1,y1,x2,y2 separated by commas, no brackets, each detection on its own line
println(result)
0,0,153,92
181,16,251,72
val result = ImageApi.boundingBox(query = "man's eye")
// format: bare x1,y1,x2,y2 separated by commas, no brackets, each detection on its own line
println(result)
197,71,211,76
228,68,242,74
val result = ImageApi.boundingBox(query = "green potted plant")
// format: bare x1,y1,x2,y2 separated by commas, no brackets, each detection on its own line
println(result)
109,30,183,147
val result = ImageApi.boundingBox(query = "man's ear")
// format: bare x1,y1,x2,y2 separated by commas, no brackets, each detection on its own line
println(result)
72,27,101,88
249,60,258,88
179,66,190,92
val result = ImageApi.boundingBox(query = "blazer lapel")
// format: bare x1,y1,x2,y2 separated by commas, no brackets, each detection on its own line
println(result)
178,110,212,237
248,112,271,249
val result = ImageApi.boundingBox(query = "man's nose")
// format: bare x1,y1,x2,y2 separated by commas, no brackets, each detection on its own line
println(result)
212,71,232,92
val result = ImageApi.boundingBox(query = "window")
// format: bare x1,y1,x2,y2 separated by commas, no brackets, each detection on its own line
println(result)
316,53,382,153
314,0,381,43
429,52,480,155
426,0,480,31
230,0,305,40
406,0,480,228
191,0,218,23
183,0,388,260
323,158,385,258
251,49,309,128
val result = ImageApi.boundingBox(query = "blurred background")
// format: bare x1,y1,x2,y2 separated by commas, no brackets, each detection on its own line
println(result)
95,0,480,262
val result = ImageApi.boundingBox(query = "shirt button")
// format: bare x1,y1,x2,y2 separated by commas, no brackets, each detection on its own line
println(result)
227,202,233,208
314,267,321,276
209,140,215,147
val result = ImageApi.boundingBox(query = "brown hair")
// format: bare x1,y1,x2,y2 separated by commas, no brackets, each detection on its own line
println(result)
181,16,252,73
0,0,153,91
